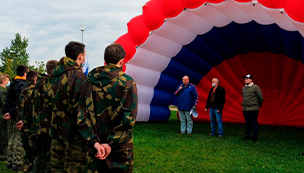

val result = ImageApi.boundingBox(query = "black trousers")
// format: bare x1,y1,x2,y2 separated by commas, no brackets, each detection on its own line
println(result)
243,110,259,137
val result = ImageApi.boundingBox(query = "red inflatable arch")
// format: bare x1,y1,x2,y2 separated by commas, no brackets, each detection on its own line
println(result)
115,0,304,128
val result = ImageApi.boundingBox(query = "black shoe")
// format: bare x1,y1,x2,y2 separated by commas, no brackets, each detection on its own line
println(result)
301,153,304,156
242,135,250,140
12,164,22,172
252,136,258,142
7,162,12,169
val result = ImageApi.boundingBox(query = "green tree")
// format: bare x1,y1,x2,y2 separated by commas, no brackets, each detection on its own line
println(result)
0,33,46,79
31,61,46,74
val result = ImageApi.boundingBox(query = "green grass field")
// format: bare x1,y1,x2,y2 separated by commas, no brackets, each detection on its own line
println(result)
133,111,304,173
1,110,303,172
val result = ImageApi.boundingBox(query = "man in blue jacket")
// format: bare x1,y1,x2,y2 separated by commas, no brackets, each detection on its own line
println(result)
3,65,28,171
175,76,198,135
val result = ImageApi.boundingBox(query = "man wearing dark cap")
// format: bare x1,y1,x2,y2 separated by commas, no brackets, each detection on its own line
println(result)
242,74,264,142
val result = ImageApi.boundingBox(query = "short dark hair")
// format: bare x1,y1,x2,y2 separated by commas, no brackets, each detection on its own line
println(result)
26,71,39,83
16,65,29,77
46,60,58,75
104,43,125,64
65,41,85,61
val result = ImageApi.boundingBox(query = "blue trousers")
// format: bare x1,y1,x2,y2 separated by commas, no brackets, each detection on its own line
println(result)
209,108,223,136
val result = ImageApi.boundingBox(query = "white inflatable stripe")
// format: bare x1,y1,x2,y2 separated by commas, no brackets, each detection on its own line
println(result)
136,85,154,105
261,6,297,31
126,0,304,122
189,3,232,27
233,1,274,25
170,10,214,35
125,63,161,87
152,20,197,45
138,33,183,58
290,19,304,38
210,1,252,24
136,103,150,122
128,47,171,72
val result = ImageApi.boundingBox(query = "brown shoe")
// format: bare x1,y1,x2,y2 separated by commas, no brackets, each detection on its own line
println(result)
188,133,192,135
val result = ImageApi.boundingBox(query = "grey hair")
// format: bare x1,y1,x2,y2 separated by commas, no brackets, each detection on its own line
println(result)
212,78,219,83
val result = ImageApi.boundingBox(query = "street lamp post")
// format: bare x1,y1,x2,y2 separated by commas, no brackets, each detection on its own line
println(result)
79,24,86,43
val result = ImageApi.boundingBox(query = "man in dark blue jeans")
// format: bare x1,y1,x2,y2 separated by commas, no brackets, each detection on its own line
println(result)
205,78,225,138
242,74,264,142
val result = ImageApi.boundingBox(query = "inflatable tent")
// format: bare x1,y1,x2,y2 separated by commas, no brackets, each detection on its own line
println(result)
115,0,304,128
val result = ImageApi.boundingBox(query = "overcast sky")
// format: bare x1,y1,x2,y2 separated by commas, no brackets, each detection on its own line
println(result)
0,0,149,70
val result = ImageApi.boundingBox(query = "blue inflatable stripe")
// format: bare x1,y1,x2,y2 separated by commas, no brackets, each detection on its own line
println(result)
257,24,284,54
237,21,268,52
173,47,213,75
185,36,224,66
216,22,251,55
148,105,171,122
162,59,203,85
171,92,178,106
301,40,304,63
150,88,174,106
154,73,179,92
279,29,302,60
199,27,237,60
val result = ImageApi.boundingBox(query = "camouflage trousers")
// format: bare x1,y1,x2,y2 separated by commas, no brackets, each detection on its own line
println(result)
7,120,25,165
51,137,86,173
31,135,52,173
0,118,8,161
22,131,37,172
86,150,134,173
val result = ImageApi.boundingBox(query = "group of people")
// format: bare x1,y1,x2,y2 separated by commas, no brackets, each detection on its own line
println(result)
175,74,264,142
0,42,138,173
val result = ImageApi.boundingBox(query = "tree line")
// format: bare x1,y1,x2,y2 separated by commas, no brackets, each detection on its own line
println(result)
0,33,46,79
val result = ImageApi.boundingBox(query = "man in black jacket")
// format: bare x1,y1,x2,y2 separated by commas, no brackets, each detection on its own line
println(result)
3,65,28,171
205,78,225,137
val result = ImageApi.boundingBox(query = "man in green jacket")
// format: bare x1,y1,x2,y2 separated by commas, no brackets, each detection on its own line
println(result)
31,60,58,173
242,74,264,142
16,71,39,172
45,41,87,172
0,73,10,161
77,43,138,172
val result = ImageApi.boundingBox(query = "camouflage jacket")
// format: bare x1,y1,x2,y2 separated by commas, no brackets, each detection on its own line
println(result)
31,74,50,135
0,86,6,116
77,64,138,156
18,83,36,133
45,57,86,140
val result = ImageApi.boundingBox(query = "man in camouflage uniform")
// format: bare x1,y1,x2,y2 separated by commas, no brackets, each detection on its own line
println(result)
31,60,58,173
45,41,87,172
0,73,10,161
77,43,138,173
16,71,39,172
3,65,28,171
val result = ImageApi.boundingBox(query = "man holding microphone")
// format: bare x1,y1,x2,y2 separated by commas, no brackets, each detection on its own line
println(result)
175,76,198,135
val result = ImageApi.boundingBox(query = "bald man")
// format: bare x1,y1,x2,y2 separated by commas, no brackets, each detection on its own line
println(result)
175,76,198,135
205,78,225,137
